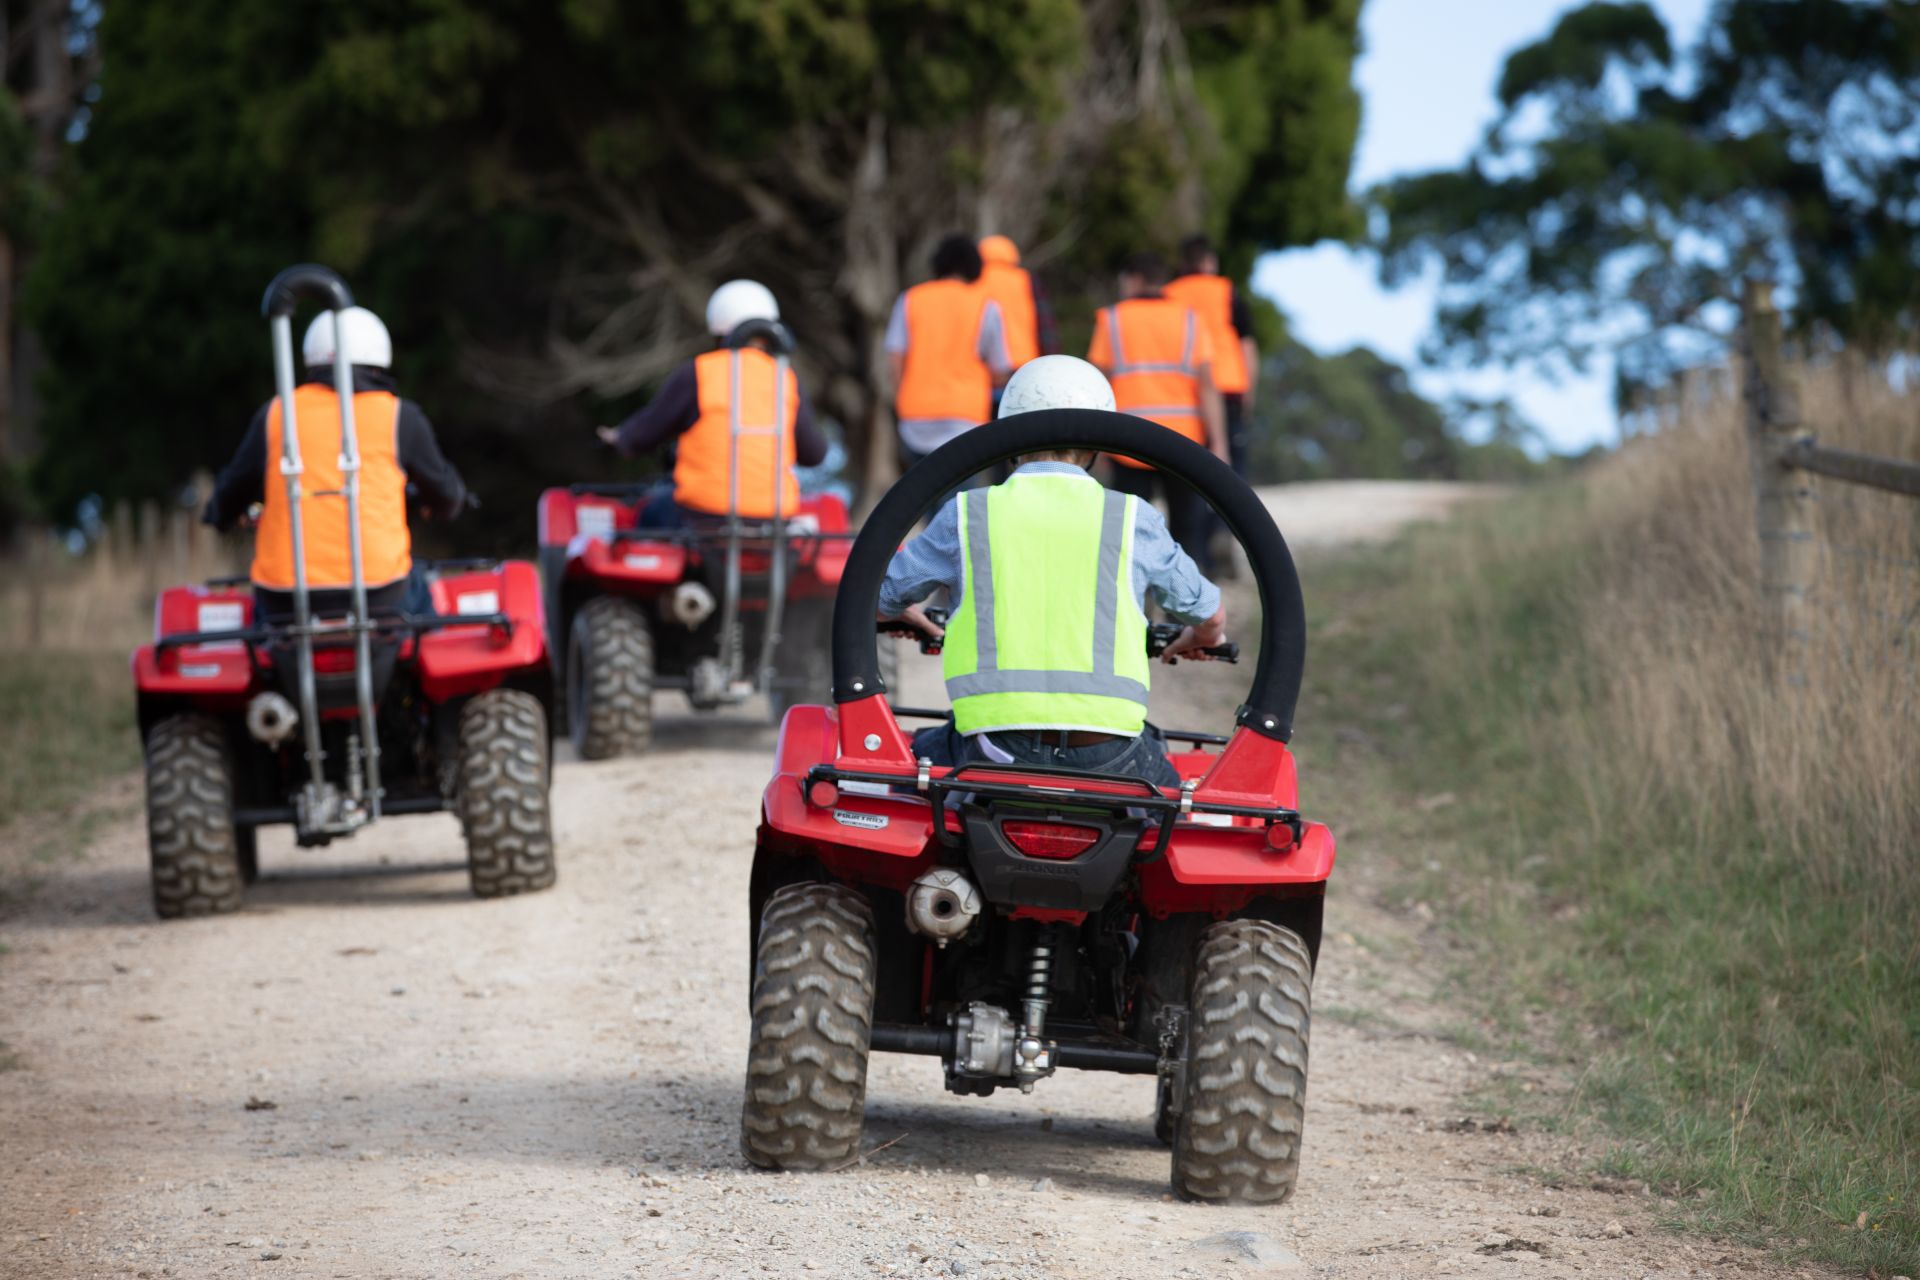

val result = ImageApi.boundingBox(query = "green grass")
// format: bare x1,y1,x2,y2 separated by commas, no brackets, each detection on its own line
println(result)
1305,500,1920,1274
0,648,140,829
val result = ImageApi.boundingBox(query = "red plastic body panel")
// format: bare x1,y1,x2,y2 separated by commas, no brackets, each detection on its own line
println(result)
416,560,549,702
763,701,1334,915
573,538,690,588
132,585,258,700
539,486,851,598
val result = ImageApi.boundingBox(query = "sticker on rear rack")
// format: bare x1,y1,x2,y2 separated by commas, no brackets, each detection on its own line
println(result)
623,554,662,571
455,590,500,616
179,663,221,679
832,809,889,831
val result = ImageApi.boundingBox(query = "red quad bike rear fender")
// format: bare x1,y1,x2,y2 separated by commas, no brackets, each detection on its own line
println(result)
416,559,550,702
133,584,259,712
757,407,1335,917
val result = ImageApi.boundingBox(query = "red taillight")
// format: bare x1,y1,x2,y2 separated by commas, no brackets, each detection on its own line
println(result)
807,779,839,808
1265,822,1296,853
311,647,356,674
1002,820,1101,860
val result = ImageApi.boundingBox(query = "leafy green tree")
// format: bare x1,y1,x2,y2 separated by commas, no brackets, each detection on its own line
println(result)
1372,0,1920,397
26,0,1363,526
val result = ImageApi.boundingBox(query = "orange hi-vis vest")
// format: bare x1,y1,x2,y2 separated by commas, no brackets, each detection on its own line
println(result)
674,347,802,518
895,278,993,424
1089,297,1212,468
1164,272,1249,394
254,385,409,591
979,238,1039,367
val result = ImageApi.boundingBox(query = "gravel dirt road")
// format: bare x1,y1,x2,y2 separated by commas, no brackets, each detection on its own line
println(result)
1,483,1831,1278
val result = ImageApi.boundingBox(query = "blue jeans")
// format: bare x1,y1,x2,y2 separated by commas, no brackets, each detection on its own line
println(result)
910,722,1182,791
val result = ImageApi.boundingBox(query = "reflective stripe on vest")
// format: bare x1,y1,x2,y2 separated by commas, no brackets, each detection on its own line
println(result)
1164,273,1249,393
943,472,1150,735
896,279,993,424
253,386,409,591
980,262,1039,367
1101,298,1208,468
674,348,801,518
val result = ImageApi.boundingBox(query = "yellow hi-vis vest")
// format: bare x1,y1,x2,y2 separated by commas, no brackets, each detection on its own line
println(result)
942,471,1151,736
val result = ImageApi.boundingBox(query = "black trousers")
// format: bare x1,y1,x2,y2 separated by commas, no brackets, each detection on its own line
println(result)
1225,394,1249,477
1106,463,1213,576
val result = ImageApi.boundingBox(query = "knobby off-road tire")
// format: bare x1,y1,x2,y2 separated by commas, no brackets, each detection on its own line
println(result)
568,597,653,759
1171,919,1313,1204
457,689,557,899
145,714,243,919
740,883,877,1171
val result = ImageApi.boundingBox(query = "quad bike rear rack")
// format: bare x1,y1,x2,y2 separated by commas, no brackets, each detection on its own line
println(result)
802,759,1304,862
154,610,515,652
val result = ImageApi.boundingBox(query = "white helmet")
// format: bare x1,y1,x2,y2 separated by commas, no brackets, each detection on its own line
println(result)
301,306,392,369
996,354,1116,418
706,279,780,337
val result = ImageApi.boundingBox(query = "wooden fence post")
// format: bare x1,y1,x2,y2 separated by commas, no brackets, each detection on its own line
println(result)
1741,281,1818,679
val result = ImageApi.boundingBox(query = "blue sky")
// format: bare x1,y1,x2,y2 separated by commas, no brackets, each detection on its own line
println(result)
1252,0,1714,453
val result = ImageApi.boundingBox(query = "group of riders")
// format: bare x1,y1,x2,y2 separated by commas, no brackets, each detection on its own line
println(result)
205,233,1256,790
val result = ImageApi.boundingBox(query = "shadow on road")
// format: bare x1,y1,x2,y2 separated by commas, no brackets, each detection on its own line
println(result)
208,1068,1172,1200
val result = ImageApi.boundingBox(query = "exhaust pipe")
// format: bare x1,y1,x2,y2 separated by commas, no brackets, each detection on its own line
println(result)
906,869,982,947
246,691,300,746
665,581,717,629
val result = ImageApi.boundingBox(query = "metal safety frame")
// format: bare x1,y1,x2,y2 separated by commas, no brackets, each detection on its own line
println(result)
261,265,383,835
716,318,798,698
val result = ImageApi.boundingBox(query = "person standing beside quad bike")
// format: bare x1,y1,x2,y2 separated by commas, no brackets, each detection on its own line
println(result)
1087,251,1229,575
877,355,1232,789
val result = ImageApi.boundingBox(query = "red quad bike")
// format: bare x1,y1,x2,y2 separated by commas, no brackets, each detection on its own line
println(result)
536,322,860,758
131,266,557,919
741,410,1336,1203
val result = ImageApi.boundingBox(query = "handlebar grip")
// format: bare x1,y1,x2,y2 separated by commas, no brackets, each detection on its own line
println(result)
261,264,353,319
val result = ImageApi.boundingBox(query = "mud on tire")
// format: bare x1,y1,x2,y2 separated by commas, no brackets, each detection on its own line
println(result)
457,689,557,898
1171,919,1312,1204
145,714,242,919
568,596,653,759
740,882,876,1171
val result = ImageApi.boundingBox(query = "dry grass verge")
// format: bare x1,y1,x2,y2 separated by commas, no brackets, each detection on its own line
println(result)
1333,359,1918,1271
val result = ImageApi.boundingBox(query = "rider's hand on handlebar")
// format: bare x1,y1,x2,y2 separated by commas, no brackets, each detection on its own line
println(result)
1160,606,1227,664
595,425,620,449
880,602,946,641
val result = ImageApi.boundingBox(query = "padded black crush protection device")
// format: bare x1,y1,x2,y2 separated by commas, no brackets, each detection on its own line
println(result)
831,408,1306,741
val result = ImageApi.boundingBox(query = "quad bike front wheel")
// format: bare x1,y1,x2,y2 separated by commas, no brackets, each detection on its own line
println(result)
457,689,557,898
1171,919,1313,1204
568,597,654,759
740,882,876,1171
145,714,244,919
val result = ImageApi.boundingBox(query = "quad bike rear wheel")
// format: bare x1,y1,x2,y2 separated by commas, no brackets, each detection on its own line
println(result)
740,882,876,1171
457,689,557,898
568,596,654,759
145,714,243,919
1171,918,1313,1204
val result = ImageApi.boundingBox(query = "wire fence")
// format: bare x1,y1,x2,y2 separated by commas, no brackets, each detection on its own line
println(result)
1741,283,1920,680
1,479,240,651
